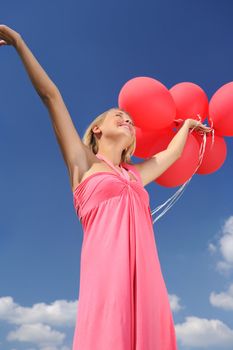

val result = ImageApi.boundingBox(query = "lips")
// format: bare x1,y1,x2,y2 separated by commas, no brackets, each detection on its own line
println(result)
121,125,130,130
118,123,131,131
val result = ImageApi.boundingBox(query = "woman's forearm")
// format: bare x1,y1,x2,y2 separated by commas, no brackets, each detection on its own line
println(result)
167,120,191,156
14,35,59,100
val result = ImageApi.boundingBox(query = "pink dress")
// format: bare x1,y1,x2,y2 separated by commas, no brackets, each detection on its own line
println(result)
72,152,178,350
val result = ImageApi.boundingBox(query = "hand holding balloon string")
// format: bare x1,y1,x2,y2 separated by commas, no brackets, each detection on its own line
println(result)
174,117,213,134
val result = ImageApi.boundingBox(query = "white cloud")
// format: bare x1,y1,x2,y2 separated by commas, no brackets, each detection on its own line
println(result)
6,323,65,346
210,283,233,311
168,293,184,312
208,215,233,274
208,242,217,254
0,296,77,327
216,260,233,273
219,217,233,265
176,316,233,348
0,297,74,350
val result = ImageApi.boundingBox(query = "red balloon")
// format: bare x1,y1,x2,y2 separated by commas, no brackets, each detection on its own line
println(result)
154,132,200,187
134,126,173,158
118,76,176,131
148,128,176,156
193,132,227,174
169,82,209,122
208,81,233,136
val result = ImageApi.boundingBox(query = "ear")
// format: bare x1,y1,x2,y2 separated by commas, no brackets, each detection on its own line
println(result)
92,125,102,135
92,126,102,142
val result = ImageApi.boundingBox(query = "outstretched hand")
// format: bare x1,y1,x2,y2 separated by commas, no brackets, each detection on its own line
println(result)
174,118,212,134
0,24,21,47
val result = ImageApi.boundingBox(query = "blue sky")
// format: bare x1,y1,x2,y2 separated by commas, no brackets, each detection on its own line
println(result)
0,0,233,349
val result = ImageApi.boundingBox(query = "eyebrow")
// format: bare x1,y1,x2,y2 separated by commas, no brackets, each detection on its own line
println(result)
116,110,134,124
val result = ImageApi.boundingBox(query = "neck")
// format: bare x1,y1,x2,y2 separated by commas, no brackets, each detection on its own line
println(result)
97,147,124,166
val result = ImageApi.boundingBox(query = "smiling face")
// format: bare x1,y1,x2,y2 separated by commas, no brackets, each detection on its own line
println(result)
92,108,136,146
112,108,135,135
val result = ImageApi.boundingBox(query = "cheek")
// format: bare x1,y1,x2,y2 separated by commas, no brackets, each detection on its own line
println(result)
104,123,119,133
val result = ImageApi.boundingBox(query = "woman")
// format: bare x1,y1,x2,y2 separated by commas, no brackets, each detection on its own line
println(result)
0,24,212,350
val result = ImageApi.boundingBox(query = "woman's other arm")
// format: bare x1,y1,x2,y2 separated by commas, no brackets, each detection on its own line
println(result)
135,119,212,187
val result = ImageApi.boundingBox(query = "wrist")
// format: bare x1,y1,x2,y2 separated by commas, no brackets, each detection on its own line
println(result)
183,119,191,128
13,34,24,50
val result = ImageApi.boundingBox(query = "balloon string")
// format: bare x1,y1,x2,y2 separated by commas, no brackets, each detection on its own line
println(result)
150,115,215,224
208,115,215,150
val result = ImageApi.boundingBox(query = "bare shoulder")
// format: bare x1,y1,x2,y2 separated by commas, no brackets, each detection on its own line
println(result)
132,158,158,187
133,162,142,171
69,146,100,192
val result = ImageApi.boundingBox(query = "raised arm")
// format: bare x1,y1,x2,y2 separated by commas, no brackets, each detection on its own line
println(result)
0,24,91,190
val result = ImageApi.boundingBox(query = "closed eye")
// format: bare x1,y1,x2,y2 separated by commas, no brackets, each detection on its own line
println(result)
115,113,135,126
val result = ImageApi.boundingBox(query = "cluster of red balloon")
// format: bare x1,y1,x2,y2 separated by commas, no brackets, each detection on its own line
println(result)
118,76,230,188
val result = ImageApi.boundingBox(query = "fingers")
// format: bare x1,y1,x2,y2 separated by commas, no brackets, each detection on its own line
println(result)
195,120,212,130
193,122,212,135
197,126,212,134
0,24,19,46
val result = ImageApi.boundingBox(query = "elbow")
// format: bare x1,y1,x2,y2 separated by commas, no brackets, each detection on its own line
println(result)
39,87,60,103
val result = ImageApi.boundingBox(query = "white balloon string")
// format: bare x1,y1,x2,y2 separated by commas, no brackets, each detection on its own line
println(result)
208,116,215,150
150,114,214,224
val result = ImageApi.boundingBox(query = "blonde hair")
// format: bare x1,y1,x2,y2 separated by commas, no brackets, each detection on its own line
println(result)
82,107,136,164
